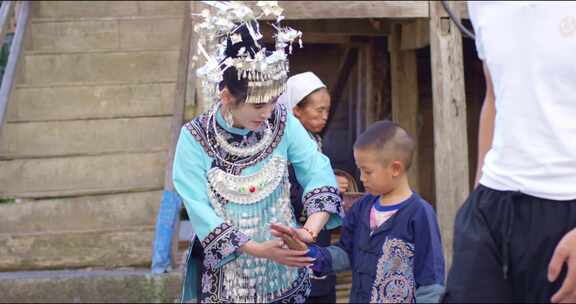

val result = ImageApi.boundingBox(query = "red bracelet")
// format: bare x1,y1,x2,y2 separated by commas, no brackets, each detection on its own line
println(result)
302,227,318,243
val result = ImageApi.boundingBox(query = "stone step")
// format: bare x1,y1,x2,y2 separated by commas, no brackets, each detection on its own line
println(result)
0,152,166,198
32,1,186,19
0,269,181,303
7,83,175,122
0,191,162,234
28,17,182,53
20,50,178,86
0,226,155,271
0,117,172,158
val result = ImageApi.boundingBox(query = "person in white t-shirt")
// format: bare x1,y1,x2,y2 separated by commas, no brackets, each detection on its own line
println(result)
444,2,576,303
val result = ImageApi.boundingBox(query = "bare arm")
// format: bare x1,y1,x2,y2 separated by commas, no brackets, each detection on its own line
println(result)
475,63,496,187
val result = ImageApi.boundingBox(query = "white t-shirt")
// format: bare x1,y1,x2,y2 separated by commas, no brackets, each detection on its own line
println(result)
469,1,576,200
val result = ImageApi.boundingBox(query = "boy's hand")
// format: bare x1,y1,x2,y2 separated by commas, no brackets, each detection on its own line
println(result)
548,228,576,303
257,239,313,267
270,223,315,244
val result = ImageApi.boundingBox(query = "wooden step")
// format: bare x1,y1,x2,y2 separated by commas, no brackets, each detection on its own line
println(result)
0,226,155,271
28,17,182,53
7,83,174,122
32,1,186,19
0,117,172,158
0,191,162,234
0,152,166,198
20,50,178,86
0,269,181,303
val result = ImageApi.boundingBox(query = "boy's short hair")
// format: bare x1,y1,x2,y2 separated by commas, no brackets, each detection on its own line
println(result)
354,120,415,170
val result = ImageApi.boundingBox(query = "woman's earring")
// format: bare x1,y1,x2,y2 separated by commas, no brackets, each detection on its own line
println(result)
224,110,234,127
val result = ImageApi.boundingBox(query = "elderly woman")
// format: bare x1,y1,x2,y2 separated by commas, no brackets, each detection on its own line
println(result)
278,72,350,303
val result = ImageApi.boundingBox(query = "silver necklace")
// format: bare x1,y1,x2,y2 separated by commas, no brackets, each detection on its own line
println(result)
211,105,273,157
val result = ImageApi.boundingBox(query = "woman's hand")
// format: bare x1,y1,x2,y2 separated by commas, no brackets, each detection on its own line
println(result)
241,239,313,268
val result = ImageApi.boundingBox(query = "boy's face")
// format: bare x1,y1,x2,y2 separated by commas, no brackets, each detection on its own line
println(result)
354,147,402,196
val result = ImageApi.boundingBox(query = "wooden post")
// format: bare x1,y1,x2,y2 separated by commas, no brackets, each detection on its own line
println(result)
356,48,365,137
363,45,374,127
389,23,420,193
166,1,194,268
429,1,470,268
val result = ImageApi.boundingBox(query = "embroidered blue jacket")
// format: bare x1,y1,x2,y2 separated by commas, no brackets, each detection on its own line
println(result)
310,193,445,303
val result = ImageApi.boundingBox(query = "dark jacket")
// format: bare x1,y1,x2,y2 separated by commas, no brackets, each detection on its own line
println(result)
312,193,445,303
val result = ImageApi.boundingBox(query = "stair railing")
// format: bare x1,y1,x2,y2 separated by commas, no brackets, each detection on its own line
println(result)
0,1,29,132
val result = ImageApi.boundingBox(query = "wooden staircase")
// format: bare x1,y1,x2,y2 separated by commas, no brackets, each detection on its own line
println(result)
0,1,185,272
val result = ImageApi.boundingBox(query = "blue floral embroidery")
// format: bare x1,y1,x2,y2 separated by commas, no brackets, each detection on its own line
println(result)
371,238,416,303
303,186,344,218
199,267,311,303
201,222,250,270
202,272,213,294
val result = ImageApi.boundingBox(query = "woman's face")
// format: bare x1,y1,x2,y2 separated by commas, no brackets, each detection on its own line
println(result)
233,101,277,131
293,88,331,134
221,87,277,131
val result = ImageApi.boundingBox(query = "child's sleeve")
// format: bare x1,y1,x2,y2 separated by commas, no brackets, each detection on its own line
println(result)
413,203,446,303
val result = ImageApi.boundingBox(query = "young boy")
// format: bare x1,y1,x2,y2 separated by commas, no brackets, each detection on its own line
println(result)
273,120,445,303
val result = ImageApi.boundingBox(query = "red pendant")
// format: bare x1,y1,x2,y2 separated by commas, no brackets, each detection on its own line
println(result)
249,186,256,193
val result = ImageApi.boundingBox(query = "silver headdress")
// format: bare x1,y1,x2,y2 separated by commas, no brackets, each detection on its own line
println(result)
193,1,303,106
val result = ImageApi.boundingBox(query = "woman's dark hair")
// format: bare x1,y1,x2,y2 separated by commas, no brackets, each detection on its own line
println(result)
218,21,265,103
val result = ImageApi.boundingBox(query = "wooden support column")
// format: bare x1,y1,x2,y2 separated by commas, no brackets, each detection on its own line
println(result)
355,47,365,137
364,45,375,126
429,1,470,268
389,23,420,193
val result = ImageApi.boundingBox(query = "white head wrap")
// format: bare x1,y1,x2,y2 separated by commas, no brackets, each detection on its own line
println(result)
278,72,326,111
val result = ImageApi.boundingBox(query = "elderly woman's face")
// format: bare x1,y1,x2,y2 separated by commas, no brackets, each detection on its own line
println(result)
293,88,331,134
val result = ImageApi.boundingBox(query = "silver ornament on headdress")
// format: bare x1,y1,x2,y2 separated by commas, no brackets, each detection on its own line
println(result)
193,1,303,108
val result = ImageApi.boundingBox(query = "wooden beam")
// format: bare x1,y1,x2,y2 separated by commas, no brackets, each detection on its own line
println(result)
389,24,420,192
262,31,351,45
282,19,391,36
435,1,469,19
401,19,430,50
256,1,429,19
429,1,470,269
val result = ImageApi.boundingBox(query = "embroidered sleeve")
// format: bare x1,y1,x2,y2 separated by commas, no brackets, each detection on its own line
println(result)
303,186,344,219
201,222,250,270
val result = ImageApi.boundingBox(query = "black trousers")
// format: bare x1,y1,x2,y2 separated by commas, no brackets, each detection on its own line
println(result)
444,185,576,303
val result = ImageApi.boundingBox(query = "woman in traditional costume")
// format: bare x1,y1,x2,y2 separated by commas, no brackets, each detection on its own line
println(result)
175,2,343,303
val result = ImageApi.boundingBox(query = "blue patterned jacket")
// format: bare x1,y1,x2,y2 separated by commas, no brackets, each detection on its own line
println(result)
310,193,445,303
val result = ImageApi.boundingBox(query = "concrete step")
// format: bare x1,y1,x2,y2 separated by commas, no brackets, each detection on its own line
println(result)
0,117,172,158
20,50,178,86
28,17,182,53
0,269,181,303
7,83,175,122
0,226,155,271
0,191,162,234
32,1,186,19
0,152,166,198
